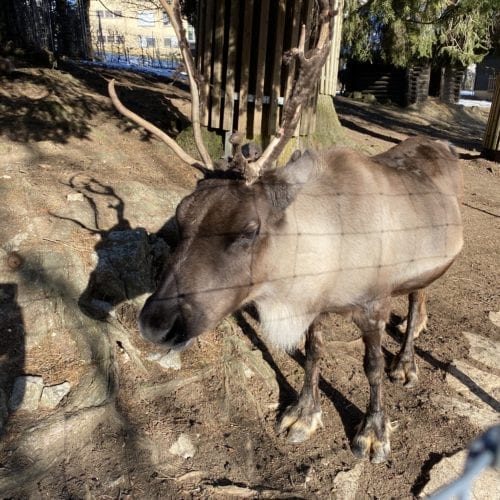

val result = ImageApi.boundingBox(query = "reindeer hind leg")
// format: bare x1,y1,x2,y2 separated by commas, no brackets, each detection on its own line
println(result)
390,289,427,388
352,299,395,463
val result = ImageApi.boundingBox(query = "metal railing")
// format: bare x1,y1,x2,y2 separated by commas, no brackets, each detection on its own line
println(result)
429,425,500,500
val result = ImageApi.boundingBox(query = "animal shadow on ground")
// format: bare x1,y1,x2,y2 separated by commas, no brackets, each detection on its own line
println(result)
387,314,500,413
50,176,168,321
0,283,25,437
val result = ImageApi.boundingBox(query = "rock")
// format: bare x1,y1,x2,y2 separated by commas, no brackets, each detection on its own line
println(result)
158,350,182,370
463,332,500,369
432,394,499,429
9,375,44,411
66,192,84,202
362,93,377,104
419,449,500,498
489,311,500,328
446,360,500,407
78,229,168,318
331,464,363,500
0,405,116,494
433,333,500,429
169,433,196,459
39,382,71,409
146,352,162,362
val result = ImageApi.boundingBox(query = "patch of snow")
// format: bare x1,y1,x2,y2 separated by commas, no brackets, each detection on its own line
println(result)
458,98,491,108
79,57,187,83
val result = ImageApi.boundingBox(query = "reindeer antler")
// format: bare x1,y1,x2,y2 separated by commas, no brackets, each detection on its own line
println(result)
108,0,336,182
108,79,205,170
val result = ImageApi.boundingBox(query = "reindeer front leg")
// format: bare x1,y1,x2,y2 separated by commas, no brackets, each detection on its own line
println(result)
352,302,395,463
278,323,323,443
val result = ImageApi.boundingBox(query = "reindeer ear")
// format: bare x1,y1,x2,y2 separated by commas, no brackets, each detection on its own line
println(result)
261,150,318,210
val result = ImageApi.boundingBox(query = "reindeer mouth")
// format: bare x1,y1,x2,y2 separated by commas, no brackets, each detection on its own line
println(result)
160,316,192,350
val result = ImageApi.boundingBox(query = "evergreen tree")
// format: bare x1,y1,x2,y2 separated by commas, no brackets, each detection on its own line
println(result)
343,0,500,67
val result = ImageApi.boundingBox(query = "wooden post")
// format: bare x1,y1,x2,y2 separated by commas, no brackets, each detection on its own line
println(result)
319,0,343,96
483,75,500,162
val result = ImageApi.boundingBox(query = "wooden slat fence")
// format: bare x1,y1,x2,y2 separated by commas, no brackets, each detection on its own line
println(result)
319,0,343,96
483,75,500,162
196,0,340,142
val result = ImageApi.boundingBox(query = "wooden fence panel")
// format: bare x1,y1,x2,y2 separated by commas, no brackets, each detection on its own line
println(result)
320,0,343,96
223,2,239,130
237,0,255,133
266,0,287,137
211,0,225,128
197,0,340,142
253,0,271,137
483,75,500,162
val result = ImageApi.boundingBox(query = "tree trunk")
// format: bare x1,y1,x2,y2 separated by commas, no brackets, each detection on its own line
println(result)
483,75,500,162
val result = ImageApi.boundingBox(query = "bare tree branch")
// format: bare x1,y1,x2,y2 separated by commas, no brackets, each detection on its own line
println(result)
158,0,213,169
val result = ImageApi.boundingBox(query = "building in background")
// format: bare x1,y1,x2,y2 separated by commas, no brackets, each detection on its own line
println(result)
88,0,194,64
474,53,500,100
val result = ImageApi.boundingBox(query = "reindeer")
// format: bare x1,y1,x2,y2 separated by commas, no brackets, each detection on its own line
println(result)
108,0,463,463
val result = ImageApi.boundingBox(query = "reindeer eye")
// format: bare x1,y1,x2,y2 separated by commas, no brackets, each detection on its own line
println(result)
231,221,260,249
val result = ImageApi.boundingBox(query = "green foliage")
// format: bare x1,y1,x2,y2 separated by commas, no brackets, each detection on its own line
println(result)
437,0,500,65
343,0,500,67
176,125,224,161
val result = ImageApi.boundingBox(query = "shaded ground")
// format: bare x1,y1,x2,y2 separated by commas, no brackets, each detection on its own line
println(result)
0,64,499,499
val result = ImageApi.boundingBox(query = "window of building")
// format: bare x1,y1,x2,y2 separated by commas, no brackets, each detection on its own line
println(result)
97,35,105,43
164,37,179,48
116,35,125,44
187,27,195,42
146,37,156,48
137,11,155,27
162,13,171,26
96,10,121,19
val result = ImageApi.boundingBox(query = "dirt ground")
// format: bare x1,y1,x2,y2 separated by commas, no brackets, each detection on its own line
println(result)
0,64,499,499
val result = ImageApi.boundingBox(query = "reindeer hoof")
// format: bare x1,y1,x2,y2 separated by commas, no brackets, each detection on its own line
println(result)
277,404,322,444
390,358,418,388
352,413,395,463
396,316,427,339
